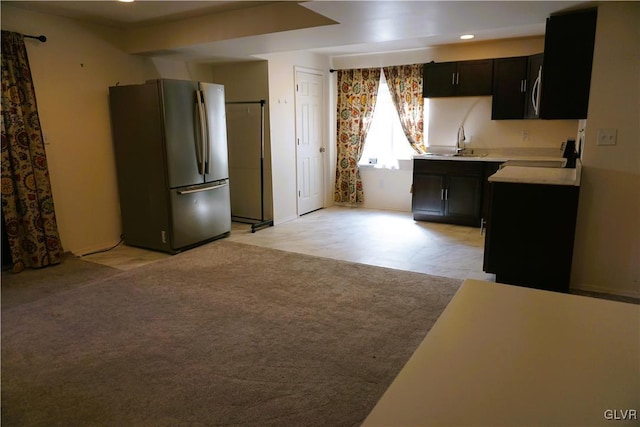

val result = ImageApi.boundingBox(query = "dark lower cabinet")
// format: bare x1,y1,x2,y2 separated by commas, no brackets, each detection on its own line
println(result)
412,160,483,227
483,181,580,293
412,173,447,217
481,162,502,228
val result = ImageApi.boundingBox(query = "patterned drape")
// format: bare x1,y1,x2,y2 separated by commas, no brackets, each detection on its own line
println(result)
1,31,63,272
334,68,381,204
383,64,426,154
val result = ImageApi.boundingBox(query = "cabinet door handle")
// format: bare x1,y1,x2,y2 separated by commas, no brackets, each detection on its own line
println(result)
444,189,449,200
522,79,527,93
456,73,460,85
441,189,445,200
452,73,456,85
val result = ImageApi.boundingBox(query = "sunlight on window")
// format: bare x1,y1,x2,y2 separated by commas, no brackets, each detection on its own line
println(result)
359,72,428,169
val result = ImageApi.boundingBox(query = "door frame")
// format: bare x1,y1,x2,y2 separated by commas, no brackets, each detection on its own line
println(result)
294,66,327,216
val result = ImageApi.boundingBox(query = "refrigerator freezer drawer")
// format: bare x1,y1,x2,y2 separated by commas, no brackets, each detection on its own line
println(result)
169,182,231,251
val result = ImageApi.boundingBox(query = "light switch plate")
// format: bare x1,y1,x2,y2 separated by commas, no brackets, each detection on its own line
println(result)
597,128,617,146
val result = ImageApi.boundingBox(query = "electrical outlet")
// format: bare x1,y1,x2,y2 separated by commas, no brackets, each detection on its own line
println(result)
597,128,617,146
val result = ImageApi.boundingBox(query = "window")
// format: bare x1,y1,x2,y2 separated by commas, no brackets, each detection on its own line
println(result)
359,72,429,169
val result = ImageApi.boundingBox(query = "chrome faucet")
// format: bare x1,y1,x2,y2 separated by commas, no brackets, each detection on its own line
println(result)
456,125,466,153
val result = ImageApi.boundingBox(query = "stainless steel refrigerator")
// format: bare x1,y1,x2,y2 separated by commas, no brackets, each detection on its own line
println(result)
109,79,231,253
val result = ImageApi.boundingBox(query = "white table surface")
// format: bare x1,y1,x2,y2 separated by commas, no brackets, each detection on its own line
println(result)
362,279,640,427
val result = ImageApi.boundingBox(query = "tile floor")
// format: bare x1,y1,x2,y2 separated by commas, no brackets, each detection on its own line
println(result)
82,207,495,282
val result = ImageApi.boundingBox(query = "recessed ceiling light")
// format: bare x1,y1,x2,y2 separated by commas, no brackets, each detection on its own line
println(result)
460,34,475,40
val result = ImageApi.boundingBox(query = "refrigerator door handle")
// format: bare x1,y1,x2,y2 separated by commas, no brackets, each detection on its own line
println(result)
199,87,212,175
532,66,542,115
196,90,208,175
177,181,229,195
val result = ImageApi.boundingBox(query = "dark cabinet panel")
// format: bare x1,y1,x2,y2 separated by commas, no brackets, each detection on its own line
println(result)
423,62,458,97
412,174,446,217
491,57,528,119
412,159,484,227
446,175,482,220
481,162,502,228
423,60,493,98
483,182,580,292
491,54,544,120
539,8,598,119
456,60,494,96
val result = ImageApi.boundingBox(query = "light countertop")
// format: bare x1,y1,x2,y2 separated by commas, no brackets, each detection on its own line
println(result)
362,279,640,427
489,160,581,186
414,153,567,164
414,146,567,164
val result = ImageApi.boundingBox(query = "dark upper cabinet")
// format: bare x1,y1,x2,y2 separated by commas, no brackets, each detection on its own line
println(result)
491,54,544,120
539,8,598,119
491,56,529,120
456,60,494,96
423,59,493,98
423,62,457,97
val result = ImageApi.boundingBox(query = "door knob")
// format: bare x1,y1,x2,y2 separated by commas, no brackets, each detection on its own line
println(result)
319,147,326,153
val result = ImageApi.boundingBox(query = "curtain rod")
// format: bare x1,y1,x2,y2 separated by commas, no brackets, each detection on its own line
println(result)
24,34,47,43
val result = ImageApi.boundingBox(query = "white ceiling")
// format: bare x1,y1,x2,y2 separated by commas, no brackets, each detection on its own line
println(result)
6,0,589,62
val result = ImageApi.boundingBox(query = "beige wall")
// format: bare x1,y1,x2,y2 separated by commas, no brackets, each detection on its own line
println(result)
571,2,640,297
1,4,159,255
257,51,331,225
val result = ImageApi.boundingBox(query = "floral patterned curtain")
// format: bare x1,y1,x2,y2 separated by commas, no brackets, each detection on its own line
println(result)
383,64,426,154
334,68,381,204
1,31,63,272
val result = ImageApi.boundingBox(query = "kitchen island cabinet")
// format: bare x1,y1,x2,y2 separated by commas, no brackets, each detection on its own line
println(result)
481,162,502,230
412,159,483,226
483,166,581,292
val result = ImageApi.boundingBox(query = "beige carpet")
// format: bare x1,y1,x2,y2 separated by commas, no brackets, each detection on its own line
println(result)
2,240,461,426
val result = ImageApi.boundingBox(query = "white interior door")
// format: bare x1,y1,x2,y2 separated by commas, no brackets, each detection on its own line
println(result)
295,69,324,215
